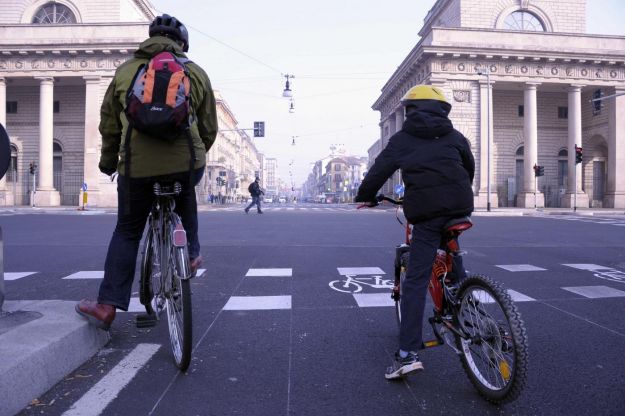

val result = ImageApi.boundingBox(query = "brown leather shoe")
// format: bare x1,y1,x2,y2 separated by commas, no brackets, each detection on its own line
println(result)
190,255,203,276
75,299,116,330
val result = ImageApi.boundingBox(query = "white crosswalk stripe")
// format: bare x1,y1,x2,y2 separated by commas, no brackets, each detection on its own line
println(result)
223,295,292,310
562,285,625,299
3,272,37,281
246,268,292,277
496,264,547,272
62,271,104,280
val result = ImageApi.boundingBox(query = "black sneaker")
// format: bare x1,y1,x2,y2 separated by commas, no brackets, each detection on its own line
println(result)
385,351,424,380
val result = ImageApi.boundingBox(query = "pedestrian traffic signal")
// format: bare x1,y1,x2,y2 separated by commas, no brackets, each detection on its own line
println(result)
592,89,602,115
29,162,37,175
533,164,544,177
253,121,265,137
575,145,583,164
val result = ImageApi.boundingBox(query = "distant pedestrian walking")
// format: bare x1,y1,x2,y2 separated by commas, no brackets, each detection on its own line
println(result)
245,177,264,214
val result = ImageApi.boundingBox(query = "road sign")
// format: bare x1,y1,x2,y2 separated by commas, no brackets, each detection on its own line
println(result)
253,121,265,137
82,182,88,192
0,123,10,181
394,184,405,195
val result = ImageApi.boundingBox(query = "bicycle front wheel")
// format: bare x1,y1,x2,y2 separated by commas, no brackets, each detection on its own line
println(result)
165,218,193,371
454,274,528,404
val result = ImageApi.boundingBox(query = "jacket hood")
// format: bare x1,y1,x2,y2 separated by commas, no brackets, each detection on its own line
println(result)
401,100,454,139
134,36,187,60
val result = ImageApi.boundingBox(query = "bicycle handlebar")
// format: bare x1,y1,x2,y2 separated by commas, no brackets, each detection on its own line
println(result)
356,194,403,209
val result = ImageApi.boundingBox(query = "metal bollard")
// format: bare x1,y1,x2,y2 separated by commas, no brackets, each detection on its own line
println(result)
0,226,4,311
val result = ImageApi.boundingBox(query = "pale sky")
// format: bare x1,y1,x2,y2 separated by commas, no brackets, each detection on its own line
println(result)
150,0,625,186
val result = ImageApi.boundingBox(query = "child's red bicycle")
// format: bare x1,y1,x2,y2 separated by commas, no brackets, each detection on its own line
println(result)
362,195,528,404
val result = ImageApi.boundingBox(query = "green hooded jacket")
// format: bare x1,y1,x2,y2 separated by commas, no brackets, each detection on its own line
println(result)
99,36,218,178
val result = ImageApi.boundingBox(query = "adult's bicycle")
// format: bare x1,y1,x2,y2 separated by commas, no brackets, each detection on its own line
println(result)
361,195,528,404
136,181,193,371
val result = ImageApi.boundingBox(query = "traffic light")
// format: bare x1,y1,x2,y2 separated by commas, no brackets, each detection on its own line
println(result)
533,164,544,177
592,89,602,115
253,121,265,137
29,162,37,175
575,145,583,164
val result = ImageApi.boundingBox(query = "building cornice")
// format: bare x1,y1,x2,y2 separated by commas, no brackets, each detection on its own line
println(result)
133,0,157,20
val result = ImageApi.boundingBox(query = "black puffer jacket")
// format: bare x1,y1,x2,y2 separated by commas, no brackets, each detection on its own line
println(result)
355,100,475,223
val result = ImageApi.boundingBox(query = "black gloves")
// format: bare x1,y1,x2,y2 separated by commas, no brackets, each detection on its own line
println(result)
99,163,116,176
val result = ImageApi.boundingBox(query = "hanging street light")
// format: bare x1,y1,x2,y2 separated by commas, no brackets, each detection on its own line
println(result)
289,99,295,113
282,74,294,98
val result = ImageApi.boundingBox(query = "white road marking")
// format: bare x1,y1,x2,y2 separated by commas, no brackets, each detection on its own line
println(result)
125,297,145,313
62,343,160,416
562,285,625,299
496,264,547,272
223,295,292,310
245,268,293,277
353,293,394,307
337,267,385,276
62,271,104,280
4,272,37,280
562,264,613,271
507,290,536,302
196,268,206,277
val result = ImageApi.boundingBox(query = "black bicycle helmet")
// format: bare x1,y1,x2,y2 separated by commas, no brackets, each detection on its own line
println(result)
149,14,189,52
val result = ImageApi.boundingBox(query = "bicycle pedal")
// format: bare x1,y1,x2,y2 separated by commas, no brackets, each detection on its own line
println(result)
423,339,443,348
135,313,157,328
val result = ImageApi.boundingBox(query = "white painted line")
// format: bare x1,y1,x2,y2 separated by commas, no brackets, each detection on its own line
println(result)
245,268,292,277
4,272,37,281
62,271,104,280
223,295,291,310
507,290,536,302
562,264,613,271
62,343,160,416
496,264,547,272
196,268,206,277
125,297,145,313
562,285,625,299
353,293,394,307
337,267,386,276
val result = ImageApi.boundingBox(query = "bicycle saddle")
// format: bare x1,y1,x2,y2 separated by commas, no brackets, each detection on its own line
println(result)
443,217,473,234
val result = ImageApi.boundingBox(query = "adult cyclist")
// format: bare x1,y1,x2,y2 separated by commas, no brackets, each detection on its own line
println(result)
76,14,218,330
355,85,475,379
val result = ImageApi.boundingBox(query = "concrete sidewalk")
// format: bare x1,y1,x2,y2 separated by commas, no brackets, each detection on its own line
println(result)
0,300,110,416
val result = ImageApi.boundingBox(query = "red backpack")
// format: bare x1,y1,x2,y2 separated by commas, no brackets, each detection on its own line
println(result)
125,51,192,140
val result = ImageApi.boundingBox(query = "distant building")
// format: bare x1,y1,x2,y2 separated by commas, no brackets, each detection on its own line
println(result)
371,0,625,208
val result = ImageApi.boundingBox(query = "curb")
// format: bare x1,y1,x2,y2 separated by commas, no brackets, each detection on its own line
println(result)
0,300,110,416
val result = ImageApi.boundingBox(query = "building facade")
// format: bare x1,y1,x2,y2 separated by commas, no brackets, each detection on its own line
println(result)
372,0,625,208
0,0,263,207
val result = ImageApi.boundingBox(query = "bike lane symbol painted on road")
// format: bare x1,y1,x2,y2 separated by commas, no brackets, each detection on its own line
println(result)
564,264,625,284
329,274,394,293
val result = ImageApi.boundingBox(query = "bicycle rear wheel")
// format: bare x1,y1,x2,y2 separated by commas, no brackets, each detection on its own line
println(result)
394,252,409,326
140,226,164,316
164,215,193,371
454,274,528,404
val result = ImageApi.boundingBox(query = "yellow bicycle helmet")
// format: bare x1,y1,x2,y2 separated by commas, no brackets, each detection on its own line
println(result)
400,85,449,106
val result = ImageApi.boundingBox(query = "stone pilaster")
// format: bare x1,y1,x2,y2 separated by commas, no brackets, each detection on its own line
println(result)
605,86,625,208
0,77,11,206
474,78,498,208
82,76,103,207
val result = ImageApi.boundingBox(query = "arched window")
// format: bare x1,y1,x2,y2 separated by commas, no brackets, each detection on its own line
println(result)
558,149,568,189
53,142,63,191
504,11,545,31
7,144,18,183
32,3,76,24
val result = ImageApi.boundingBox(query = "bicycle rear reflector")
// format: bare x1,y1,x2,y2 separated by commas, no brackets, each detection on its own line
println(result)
173,224,187,247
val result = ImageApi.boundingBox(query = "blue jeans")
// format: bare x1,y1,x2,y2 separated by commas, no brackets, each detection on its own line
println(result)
399,216,467,352
98,168,204,311
245,195,262,213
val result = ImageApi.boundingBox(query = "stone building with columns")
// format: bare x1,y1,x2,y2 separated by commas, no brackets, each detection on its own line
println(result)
371,0,625,209
0,0,263,207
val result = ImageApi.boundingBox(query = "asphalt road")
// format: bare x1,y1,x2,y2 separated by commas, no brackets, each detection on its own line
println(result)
2,204,625,416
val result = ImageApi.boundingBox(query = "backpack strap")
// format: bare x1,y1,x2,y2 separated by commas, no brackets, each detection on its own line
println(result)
123,123,133,214
185,128,197,187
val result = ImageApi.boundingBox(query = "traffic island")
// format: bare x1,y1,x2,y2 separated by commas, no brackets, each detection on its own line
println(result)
0,300,110,416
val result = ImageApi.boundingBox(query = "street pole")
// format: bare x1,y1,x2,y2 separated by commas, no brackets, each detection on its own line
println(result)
534,175,537,209
574,160,577,212
486,69,491,212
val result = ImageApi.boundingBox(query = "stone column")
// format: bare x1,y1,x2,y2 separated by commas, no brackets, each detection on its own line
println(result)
82,76,102,207
394,106,405,189
0,77,10,206
518,82,544,208
606,86,625,208
34,77,60,206
561,85,589,208
475,78,497,208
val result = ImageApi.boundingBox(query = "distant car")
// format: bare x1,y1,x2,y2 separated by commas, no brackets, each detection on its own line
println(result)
264,197,273,203
278,196,287,203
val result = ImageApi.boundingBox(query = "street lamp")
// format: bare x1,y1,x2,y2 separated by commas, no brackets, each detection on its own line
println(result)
476,66,492,212
282,74,294,98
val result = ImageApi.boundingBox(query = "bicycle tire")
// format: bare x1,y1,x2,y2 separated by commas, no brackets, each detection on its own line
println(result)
140,227,155,315
165,215,193,371
394,252,409,327
453,274,528,404
328,280,362,293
